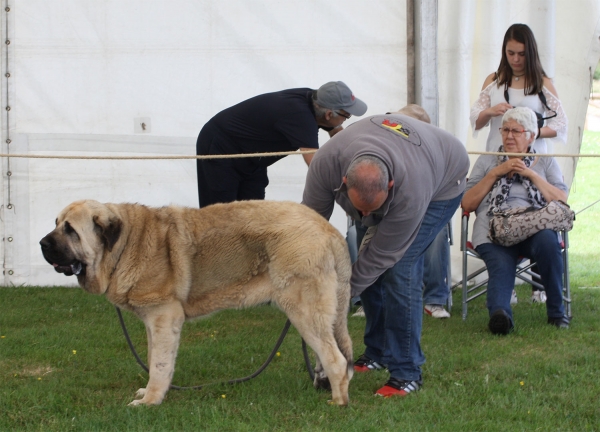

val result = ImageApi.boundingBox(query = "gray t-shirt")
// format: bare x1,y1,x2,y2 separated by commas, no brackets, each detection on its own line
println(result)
302,114,469,295
465,154,569,248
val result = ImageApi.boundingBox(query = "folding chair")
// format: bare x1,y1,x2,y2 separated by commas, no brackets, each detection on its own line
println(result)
451,210,572,320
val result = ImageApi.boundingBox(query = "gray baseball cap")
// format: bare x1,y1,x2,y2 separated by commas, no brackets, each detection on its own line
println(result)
315,81,367,116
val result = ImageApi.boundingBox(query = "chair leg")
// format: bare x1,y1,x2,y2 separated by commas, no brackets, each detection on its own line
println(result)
562,231,572,318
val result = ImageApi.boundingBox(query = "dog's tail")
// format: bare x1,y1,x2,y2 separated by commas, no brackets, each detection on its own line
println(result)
330,235,354,375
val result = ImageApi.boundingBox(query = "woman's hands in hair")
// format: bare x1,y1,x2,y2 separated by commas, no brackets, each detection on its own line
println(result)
488,102,513,118
475,102,513,130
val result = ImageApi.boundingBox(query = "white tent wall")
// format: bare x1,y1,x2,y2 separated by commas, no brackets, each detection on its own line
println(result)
1,1,599,287
0,0,408,286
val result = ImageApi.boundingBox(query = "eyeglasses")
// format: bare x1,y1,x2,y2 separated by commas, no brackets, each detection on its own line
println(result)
499,127,528,137
335,111,351,120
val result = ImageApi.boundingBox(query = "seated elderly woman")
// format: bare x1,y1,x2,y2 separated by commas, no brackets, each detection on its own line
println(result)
462,107,571,335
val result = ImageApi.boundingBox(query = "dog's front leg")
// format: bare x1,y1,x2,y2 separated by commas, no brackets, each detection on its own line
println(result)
129,301,185,406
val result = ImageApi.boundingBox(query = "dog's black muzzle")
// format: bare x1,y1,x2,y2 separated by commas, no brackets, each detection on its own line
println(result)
40,233,84,276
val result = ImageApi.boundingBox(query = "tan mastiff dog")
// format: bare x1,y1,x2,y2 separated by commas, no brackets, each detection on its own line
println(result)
40,200,353,406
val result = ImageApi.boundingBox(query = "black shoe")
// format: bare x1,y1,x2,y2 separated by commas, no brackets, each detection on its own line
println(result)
548,315,570,329
488,309,514,335
354,354,385,372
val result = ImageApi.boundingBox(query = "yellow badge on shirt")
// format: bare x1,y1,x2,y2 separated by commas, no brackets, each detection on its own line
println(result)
381,119,410,137
371,115,421,147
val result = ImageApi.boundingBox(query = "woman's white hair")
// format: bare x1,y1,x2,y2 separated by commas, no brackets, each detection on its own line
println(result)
502,107,538,136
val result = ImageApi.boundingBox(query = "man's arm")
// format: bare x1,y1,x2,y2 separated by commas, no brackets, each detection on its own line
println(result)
301,126,342,165
299,148,316,166
301,157,337,220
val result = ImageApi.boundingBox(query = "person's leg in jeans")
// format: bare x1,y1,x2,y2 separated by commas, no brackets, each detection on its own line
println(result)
355,221,387,363
518,230,565,319
345,222,363,309
360,194,462,393
422,225,450,317
475,242,519,331
359,272,388,365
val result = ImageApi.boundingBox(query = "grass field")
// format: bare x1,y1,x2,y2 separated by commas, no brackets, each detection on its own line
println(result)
1,133,599,431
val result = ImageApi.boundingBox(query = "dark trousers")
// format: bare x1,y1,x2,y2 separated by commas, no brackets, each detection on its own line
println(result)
196,125,269,207
476,230,565,322
196,159,269,207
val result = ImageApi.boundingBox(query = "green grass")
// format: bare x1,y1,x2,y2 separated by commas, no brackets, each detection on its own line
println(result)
0,133,599,431
567,131,600,288
1,288,599,431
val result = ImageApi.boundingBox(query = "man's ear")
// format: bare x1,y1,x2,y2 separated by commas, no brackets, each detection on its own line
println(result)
325,109,334,121
343,176,348,185
388,180,394,190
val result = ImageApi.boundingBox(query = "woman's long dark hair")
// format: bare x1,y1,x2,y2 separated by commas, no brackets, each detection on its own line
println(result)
496,24,546,95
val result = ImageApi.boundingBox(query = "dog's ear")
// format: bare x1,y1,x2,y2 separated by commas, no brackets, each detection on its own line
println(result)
93,214,122,252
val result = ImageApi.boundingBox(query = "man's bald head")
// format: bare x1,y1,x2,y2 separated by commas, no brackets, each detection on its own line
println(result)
343,155,393,216
392,104,431,124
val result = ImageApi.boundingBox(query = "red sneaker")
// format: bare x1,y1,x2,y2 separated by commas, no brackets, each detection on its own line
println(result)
375,377,422,397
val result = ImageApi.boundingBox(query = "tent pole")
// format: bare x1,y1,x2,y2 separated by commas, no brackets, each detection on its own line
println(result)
413,0,439,126
406,0,415,105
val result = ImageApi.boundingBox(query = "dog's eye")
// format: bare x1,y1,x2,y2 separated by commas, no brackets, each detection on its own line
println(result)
64,222,78,238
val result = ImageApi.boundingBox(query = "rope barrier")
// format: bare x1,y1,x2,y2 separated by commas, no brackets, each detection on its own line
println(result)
0,151,317,160
0,150,597,160
0,149,597,213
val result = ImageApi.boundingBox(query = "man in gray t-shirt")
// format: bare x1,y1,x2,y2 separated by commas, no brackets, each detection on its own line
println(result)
302,106,469,397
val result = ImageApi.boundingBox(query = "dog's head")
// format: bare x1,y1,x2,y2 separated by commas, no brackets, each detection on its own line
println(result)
40,200,122,294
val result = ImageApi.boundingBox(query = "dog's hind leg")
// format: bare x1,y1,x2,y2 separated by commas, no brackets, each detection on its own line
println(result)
297,325,350,405
129,301,185,406
333,284,354,381
282,296,351,405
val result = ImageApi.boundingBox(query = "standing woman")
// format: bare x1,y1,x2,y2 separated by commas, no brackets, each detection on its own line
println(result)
470,23,568,155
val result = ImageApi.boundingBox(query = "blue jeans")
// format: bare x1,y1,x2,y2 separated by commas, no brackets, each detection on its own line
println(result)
422,224,450,305
358,194,463,381
476,230,565,323
346,224,362,305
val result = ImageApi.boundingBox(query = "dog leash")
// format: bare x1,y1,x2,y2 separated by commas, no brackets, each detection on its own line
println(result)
115,306,314,390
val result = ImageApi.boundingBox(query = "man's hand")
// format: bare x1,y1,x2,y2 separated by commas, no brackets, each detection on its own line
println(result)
328,126,343,137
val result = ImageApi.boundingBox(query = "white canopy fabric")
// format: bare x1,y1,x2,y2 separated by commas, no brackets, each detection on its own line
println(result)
1,0,598,286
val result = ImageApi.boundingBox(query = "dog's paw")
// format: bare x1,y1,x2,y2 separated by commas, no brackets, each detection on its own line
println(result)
128,388,147,406
128,388,165,406
327,398,349,406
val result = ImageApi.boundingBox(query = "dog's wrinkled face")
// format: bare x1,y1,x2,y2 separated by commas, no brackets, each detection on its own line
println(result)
40,216,86,277
40,200,122,291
